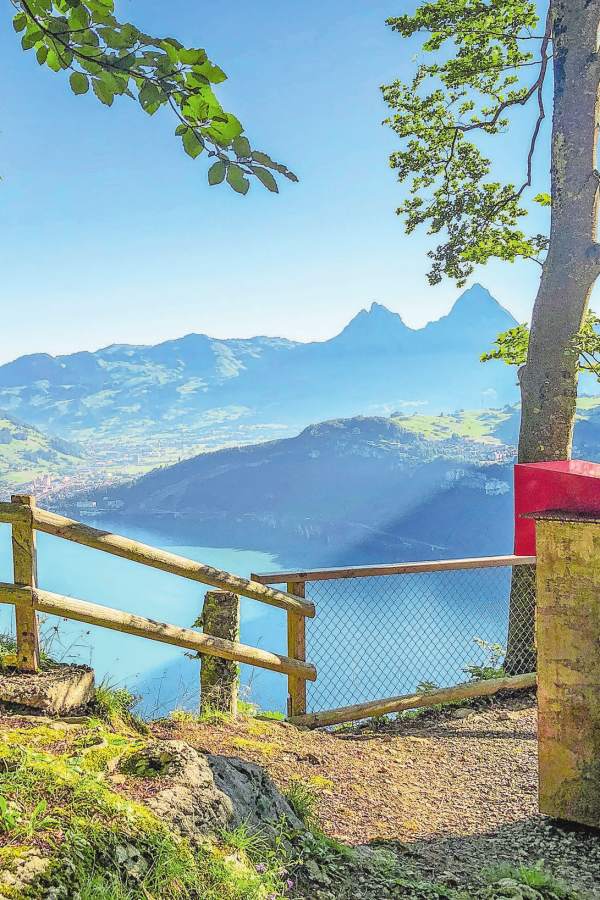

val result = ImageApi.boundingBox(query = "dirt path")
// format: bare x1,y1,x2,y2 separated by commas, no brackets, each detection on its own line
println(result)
153,694,538,846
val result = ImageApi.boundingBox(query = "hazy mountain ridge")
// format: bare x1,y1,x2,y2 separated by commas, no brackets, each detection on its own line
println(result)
0,408,85,495
70,409,516,565
0,285,520,445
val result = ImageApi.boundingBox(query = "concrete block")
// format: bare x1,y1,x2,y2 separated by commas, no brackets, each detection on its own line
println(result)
0,664,95,716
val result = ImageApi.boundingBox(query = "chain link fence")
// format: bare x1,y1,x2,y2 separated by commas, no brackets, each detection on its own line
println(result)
303,563,536,713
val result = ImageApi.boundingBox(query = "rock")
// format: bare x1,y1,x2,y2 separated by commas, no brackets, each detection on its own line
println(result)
0,665,94,716
495,878,528,898
437,871,460,886
0,849,51,895
129,741,234,844
208,754,304,842
114,843,149,880
452,708,473,720
304,858,332,885
125,741,303,848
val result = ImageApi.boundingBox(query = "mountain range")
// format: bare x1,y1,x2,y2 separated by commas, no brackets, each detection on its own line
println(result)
0,285,520,449
77,410,516,565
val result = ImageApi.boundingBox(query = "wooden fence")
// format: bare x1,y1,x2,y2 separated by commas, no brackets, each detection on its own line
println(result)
0,495,538,727
0,495,316,706
252,555,537,726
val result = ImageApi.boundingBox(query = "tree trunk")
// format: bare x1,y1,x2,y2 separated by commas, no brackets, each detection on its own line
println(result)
507,0,600,673
518,0,600,463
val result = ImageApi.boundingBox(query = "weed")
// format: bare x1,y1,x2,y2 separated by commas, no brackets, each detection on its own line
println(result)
220,819,270,861
283,780,318,827
92,678,148,734
483,860,568,895
0,795,18,832
463,638,506,681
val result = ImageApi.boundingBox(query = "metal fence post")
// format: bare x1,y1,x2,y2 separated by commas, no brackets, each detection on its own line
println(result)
287,581,307,718
199,590,240,715
11,494,40,672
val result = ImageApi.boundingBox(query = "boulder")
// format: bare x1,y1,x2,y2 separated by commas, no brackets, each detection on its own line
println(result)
208,754,305,841
122,741,303,847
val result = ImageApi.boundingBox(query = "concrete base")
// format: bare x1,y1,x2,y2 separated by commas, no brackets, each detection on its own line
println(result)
0,664,95,716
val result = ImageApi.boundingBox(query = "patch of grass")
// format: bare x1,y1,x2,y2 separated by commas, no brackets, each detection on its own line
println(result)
0,719,295,900
230,736,280,756
483,860,568,895
283,780,319,828
92,679,148,734
220,819,270,861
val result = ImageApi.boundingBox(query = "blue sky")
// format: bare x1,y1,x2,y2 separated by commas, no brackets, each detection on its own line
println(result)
0,0,555,365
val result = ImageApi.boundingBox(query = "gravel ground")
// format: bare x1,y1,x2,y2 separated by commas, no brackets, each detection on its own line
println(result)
405,816,600,898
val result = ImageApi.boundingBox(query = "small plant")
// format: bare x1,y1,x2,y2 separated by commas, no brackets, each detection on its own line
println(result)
367,714,389,730
220,819,270,861
92,679,148,733
237,700,260,716
416,680,440,693
0,795,18,832
463,638,506,681
483,859,567,895
17,798,61,837
198,703,231,725
0,795,59,836
283,780,318,827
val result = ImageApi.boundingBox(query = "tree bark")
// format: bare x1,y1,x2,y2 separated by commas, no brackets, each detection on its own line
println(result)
518,0,600,463
508,0,600,673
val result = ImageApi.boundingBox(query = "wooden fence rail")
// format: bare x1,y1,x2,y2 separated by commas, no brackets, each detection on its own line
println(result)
288,672,537,728
0,583,316,680
251,554,537,584
0,496,316,713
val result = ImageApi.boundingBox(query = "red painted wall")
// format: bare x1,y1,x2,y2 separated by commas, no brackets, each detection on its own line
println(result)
514,460,600,555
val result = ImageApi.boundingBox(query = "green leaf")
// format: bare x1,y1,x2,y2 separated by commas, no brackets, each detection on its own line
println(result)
251,150,277,169
45,49,62,73
68,4,89,28
182,128,204,159
207,160,226,185
69,72,89,95
178,47,207,66
138,81,162,113
534,193,551,207
232,135,251,157
36,45,48,65
226,164,250,195
21,27,44,51
92,77,114,106
175,124,187,136
194,61,227,84
13,12,28,33
251,166,278,193
206,113,243,145
98,27,125,49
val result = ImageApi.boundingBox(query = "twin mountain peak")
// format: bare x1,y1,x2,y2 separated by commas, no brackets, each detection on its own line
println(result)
0,284,520,441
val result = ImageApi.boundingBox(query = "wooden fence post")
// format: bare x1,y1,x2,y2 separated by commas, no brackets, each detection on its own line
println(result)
11,495,40,672
287,581,307,718
200,590,240,715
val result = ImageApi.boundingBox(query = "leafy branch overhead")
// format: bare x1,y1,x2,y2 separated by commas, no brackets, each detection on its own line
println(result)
480,312,600,380
382,0,551,284
10,0,298,194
